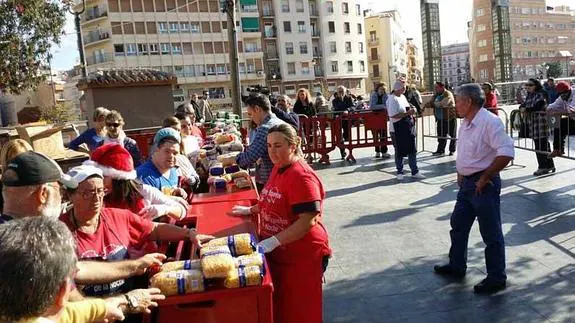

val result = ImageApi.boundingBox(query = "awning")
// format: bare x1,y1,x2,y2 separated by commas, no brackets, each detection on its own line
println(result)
559,50,572,57
240,0,257,5
241,17,259,31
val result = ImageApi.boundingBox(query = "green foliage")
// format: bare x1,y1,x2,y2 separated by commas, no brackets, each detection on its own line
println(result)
546,62,563,79
0,0,69,94
41,103,74,124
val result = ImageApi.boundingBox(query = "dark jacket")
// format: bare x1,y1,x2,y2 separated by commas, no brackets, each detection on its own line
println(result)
271,106,300,130
544,84,559,103
332,95,355,113
293,100,316,117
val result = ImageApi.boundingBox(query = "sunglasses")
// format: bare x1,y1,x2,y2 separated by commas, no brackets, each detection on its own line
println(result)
106,122,121,128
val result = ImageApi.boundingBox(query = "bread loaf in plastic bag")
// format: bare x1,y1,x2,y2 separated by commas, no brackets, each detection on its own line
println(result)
200,245,236,279
150,269,204,296
206,233,256,257
160,259,201,272
235,253,264,269
224,266,264,289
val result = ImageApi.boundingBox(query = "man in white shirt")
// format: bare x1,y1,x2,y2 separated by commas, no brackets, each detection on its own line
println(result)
546,81,575,158
434,84,514,294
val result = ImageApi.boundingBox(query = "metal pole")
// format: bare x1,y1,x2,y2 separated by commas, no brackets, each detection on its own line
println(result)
69,1,87,79
49,56,56,107
225,0,242,116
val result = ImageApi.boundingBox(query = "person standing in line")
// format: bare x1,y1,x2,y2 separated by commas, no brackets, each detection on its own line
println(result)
332,86,355,159
547,81,575,158
405,84,423,115
424,82,457,156
482,82,499,115
369,83,391,159
293,88,317,117
434,83,514,294
189,93,202,122
198,91,214,123
543,78,559,104
273,95,300,130
386,80,425,181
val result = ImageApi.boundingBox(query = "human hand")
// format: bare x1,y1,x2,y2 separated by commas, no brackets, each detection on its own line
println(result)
188,230,214,248
134,253,167,276
172,188,188,200
104,296,128,322
230,205,252,216
475,177,493,195
125,288,166,314
257,236,281,253
171,196,190,209
138,206,159,220
457,174,463,188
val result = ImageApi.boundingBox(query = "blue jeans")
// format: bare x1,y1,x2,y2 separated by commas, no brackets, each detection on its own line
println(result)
391,133,419,175
448,173,506,282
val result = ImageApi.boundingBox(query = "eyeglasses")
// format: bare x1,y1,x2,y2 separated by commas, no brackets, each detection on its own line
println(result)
76,188,107,199
106,122,121,128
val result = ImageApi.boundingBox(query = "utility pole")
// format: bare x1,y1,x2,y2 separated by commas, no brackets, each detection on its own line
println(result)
223,0,242,116
69,0,87,79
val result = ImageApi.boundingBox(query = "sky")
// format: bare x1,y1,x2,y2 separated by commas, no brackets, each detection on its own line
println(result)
50,0,573,71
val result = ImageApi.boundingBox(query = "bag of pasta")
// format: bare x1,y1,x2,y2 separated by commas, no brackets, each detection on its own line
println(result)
200,245,236,279
206,233,256,257
235,252,264,270
160,259,201,272
224,266,264,289
150,270,204,296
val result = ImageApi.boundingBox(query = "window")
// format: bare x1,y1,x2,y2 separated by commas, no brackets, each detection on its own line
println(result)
298,21,306,33
191,22,200,33
356,4,361,15
342,2,349,14
138,44,148,55
114,44,125,56
158,22,168,33
286,42,294,55
344,22,350,34
301,62,310,75
357,24,362,34
345,42,351,53
369,31,376,41
359,60,365,72
478,39,487,47
476,8,484,16
372,64,380,77
477,24,486,32
299,42,308,54
326,1,333,13
169,22,178,33
521,7,530,14
329,41,336,53
160,43,170,54
296,0,304,13
358,42,364,53
281,0,289,12
180,22,190,32
287,62,296,75
480,69,488,79
330,61,338,72
216,64,226,75
149,43,159,55
346,61,353,72
283,21,291,32
172,43,182,54
328,21,335,33
479,54,488,62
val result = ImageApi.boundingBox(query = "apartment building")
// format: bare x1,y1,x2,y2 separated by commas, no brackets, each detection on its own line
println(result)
469,0,575,82
260,0,368,97
365,10,407,92
420,0,442,91
406,38,424,89
441,43,471,87
75,0,266,110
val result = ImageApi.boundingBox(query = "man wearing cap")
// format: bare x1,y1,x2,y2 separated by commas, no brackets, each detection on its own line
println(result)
136,127,188,199
424,82,457,156
0,152,168,312
547,81,575,158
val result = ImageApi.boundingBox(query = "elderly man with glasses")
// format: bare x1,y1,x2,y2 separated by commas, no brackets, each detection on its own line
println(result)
272,95,300,130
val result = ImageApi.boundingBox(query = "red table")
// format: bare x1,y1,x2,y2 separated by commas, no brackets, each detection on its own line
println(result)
191,188,259,205
151,198,273,323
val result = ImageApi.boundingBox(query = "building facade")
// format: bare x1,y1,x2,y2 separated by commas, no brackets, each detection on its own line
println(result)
406,38,424,89
441,43,471,87
420,0,442,91
75,0,266,110
365,10,407,92
261,0,368,97
469,0,575,83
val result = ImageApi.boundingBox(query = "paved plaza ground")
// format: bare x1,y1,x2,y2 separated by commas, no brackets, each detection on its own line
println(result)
317,137,575,323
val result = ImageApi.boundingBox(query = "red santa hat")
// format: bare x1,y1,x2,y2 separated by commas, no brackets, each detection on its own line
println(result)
85,144,137,180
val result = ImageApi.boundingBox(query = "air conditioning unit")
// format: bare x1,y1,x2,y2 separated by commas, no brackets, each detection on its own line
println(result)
257,71,264,75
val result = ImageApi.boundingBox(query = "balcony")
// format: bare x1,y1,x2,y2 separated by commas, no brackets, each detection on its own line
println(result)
310,8,319,17
262,3,274,16
313,50,322,58
264,30,277,38
312,30,321,38
266,51,279,59
240,71,265,80
86,53,114,66
314,69,324,77
84,31,111,45
267,72,281,80
369,73,381,79
82,9,108,24
369,55,381,62
368,38,379,46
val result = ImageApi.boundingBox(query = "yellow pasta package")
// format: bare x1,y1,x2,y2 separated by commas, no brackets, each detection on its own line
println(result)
200,245,236,279
160,259,201,272
206,233,257,257
235,253,264,269
150,270,204,296
224,266,264,289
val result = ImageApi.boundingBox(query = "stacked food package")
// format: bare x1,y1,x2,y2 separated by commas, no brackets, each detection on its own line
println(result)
196,124,253,192
150,233,265,296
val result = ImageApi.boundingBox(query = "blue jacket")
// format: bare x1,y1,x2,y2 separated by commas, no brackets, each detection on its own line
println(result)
544,84,559,103
369,92,388,110
68,128,104,152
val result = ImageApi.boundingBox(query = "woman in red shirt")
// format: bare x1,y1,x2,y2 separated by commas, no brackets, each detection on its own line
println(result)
482,82,498,115
232,123,331,323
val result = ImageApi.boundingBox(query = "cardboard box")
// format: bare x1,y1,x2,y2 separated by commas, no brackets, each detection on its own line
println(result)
16,122,67,159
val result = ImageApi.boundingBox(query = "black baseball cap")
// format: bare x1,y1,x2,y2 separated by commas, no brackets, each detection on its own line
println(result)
1,151,76,188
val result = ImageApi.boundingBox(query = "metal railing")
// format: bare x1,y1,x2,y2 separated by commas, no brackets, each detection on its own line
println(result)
493,77,575,105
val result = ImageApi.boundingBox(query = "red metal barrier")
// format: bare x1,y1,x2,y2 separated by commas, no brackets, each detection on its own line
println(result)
125,127,160,160
336,111,391,163
298,114,338,164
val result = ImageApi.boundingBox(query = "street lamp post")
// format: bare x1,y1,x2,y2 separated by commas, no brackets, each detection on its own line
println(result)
69,0,87,79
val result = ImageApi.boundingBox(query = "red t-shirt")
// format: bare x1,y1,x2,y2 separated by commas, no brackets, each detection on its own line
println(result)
258,160,331,264
60,207,155,296
485,92,498,115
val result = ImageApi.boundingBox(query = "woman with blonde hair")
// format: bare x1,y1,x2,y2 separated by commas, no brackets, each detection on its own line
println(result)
231,123,331,323
293,88,316,117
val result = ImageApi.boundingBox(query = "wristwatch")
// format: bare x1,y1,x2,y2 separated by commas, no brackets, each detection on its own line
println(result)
125,294,138,312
